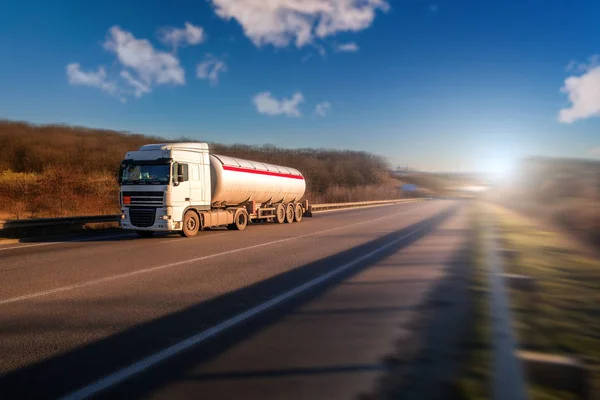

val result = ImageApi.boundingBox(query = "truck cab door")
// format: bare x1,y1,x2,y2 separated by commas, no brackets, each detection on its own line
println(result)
189,164,204,205
171,163,191,213
190,158,211,209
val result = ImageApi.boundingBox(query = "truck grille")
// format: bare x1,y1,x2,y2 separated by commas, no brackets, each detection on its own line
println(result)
129,207,156,227
122,191,164,206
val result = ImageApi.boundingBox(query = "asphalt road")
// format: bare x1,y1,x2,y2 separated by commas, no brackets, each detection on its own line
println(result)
0,200,468,399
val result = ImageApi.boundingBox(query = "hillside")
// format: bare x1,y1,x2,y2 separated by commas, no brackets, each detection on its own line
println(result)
0,120,405,219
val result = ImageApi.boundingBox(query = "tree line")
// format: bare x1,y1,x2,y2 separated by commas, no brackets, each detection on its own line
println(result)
0,120,401,218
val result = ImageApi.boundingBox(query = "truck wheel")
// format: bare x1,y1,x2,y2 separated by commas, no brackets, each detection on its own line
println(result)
285,204,294,223
275,204,286,224
232,211,248,231
294,203,303,222
180,211,200,237
136,230,154,238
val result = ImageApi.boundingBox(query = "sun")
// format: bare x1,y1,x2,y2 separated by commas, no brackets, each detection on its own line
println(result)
480,156,515,181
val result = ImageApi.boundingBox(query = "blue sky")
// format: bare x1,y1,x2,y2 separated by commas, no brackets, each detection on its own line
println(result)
1,0,599,173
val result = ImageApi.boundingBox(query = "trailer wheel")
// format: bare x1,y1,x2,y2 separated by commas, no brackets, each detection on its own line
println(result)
294,203,303,222
180,210,200,237
228,210,248,231
136,230,154,238
275,204,286,224
285,203,294,223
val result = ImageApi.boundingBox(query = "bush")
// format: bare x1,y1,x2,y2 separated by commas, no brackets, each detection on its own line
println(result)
0,120,402,219
0,168,119,219
0,170,38,219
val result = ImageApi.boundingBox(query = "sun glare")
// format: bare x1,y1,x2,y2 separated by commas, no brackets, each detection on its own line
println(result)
480,156,516,182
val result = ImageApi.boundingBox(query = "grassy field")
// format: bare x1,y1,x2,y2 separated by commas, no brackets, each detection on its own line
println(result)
490,203,600,399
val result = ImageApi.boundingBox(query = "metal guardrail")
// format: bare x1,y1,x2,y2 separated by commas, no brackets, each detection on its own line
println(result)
309,198,421,212
0,198,423,237
0,215,120,230
485,217,528,400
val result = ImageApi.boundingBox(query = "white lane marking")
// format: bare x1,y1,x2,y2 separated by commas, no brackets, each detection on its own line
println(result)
0,229,235,252
0,203,427,306
59,221,429,400
0,241,58,252
0,233,137,252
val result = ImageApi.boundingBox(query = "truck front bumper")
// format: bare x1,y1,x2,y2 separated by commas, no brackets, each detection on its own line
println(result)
120,207,177,231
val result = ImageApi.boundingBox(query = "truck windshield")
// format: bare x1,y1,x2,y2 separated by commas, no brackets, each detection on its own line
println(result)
121,164,170,185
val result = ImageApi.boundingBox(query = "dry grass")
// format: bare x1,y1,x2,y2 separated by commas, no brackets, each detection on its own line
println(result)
0,120,426,219
0,169,119,219
0,168,405,219
489,203,600,399
84,222,120,230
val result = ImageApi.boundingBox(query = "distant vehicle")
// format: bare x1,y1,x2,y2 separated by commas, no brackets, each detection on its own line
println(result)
119,142,308,237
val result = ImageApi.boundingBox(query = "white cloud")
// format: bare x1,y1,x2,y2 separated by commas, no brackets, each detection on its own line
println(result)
315,101,331,116
66,63,123,100
104,26,185,87
558,64,600,123
590,147,600,157
68,26,190,101
158,22,205,49
253,91,304,117
301,53,314,63
120,70,151,97
197,54,228,86
316,43,327,57
335,42,358,52
67,63,110,88
209,0,389,48
565,60,577,72
566,55,600,73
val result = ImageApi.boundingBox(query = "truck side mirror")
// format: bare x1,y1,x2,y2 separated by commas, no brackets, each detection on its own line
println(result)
173,163,188,185
118,165,124,184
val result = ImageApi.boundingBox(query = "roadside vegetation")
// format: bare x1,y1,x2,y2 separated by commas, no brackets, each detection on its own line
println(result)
0,120,414,219
489,204,600,399
453,202,600,400
452,203,491,399
490,156,600,247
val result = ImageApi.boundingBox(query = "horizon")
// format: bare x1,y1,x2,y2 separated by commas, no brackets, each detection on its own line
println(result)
4,117,600,176
1,1,599,175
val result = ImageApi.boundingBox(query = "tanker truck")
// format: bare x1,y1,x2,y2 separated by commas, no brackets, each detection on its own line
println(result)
118,142,309,237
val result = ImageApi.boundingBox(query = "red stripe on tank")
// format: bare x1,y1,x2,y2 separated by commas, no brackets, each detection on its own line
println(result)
222,165,305,180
